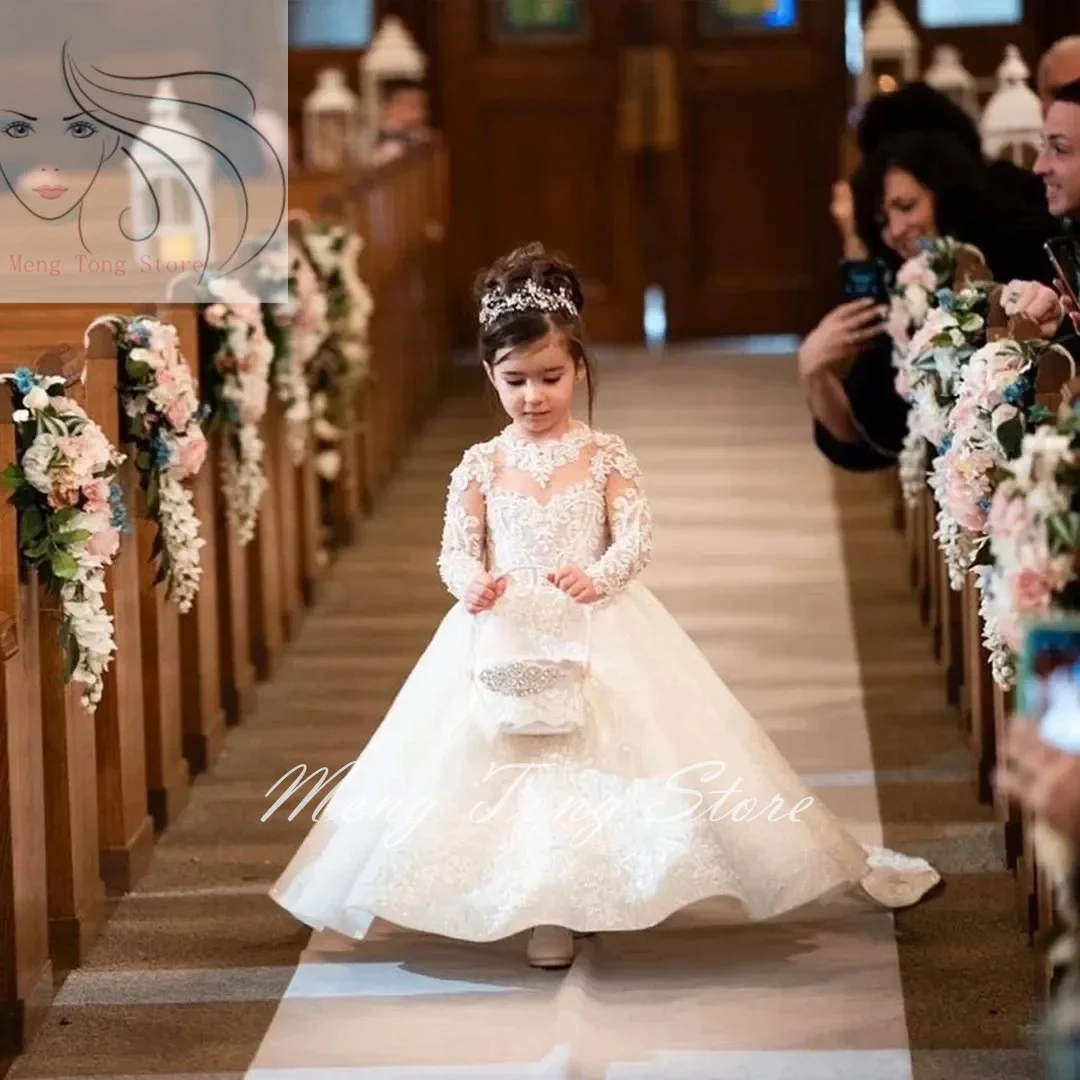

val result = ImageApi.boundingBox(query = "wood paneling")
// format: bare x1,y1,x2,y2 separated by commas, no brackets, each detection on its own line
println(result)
656,0,847,338
437,0,649,344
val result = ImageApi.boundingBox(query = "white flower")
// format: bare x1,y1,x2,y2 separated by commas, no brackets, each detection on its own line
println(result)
24,385,50,411
22,433,59,493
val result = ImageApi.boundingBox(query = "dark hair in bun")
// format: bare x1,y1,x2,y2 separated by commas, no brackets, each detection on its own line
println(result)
473,242,595,422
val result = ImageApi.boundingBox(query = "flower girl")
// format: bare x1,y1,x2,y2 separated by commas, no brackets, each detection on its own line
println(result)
271,243,940,969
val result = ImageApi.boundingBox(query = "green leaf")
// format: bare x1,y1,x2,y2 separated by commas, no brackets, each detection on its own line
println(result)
50,508,79,530
24,537,50,561
997,416,1024,459
1051,513,1080,551
50,551,78,580
0,463,24,490
19,504,45,549
55,529,92,545
61,631,79,684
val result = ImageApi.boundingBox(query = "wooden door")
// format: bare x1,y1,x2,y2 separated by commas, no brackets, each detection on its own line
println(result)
438,0,650,344
654,1,848,339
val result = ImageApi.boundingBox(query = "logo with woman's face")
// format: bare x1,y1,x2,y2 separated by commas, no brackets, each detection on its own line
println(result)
0,100,121,220
0,14,287,303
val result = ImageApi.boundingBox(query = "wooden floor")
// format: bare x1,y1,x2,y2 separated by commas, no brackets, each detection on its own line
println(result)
6,347,1041,1080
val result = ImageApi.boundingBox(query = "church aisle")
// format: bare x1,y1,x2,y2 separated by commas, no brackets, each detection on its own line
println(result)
7,351,1041,1080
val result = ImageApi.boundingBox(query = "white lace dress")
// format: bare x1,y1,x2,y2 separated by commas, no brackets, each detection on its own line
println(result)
270,421,940,942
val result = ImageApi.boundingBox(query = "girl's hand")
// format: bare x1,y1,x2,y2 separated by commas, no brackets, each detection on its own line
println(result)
465,572,506,614
548,566,601,604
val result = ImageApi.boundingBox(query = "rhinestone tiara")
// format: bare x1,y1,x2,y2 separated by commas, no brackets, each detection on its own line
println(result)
478,279,579,331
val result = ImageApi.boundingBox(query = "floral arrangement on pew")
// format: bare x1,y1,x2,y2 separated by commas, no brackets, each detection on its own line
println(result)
887,238,991,505
86,314,208,613
299,217,375,482
261,226,331,465
982,399,1080,686
1,368,127,710
931,333,1057,596
200,276,275,545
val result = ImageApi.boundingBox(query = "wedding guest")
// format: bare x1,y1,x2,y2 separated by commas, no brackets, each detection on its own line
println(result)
369,78,431,167
803,131,1057,472
1039,37,1080,112
1000,79,1080,340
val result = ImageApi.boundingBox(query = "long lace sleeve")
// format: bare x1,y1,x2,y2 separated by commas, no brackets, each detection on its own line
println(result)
583,436,653,597
436,446,490,601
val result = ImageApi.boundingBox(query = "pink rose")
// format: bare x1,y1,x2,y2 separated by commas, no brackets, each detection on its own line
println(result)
173,429,208,479
988,491,1031,541
1012,567,1052,613
86,526,120,560
82,477,110,515
166,397,194,431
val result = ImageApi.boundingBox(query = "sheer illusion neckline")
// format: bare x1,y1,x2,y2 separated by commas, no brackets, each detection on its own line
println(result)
496,420,594,488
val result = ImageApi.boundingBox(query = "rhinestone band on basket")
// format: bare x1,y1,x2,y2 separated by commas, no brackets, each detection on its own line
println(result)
477,659,579,698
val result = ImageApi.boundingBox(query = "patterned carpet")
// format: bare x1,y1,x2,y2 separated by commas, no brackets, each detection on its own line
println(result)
5,348,1042,1080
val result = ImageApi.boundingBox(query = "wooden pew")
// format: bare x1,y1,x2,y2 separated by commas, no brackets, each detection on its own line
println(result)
155,305,225,778
289,172,369,553
247,400,286,682
0,402,52,1055
351,140,450,507
0,312,145,968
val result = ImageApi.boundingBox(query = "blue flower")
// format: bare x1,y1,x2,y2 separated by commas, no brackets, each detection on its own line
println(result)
978,496,992,514
13,367,35,395
938,432,953,454
152,434,171,468
936,288,955,312
1003,379,1028,405
109,483,130,533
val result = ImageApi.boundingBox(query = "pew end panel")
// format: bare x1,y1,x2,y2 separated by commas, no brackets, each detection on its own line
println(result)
83,321,157,892
0,403,52,1056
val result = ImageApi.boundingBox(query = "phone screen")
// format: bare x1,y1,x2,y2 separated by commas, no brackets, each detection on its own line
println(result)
1019,620,1080,753
841,259,888,305
1045,237,1080,308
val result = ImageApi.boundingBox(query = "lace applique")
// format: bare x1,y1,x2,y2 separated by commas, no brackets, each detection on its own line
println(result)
589,431,643,485
583,434,653,596
496,421,593,488
437,444,495,600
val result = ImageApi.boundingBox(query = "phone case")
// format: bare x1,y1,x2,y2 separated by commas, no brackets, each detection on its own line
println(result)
1018,614,1080,715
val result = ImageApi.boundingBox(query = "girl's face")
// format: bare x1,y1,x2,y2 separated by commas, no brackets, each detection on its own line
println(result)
486,330,583,437
0,77,119,220
880,167,937,260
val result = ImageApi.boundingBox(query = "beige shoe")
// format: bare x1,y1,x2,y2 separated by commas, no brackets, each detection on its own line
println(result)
527,925,574,969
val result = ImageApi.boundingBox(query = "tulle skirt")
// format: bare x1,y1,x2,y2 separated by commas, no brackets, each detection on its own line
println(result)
270,583,939,942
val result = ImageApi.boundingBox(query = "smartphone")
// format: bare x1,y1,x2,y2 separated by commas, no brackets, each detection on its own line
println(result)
1045,237,1080,309
1018,617,1080,753
841,258,889,305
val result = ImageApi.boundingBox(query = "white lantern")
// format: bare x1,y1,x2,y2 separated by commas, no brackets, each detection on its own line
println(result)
302,68,362,172
860,0,920,104
126,79,213,268
980,45,1042,168
924,45,980,121
359,16,428,161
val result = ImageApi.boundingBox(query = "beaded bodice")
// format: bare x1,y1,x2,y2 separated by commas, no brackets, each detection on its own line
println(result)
437,421,653,600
